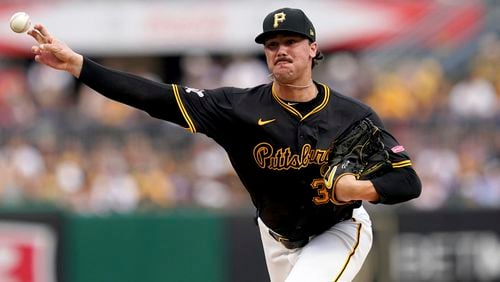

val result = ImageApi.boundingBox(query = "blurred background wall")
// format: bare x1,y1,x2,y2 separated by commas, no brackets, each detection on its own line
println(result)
0,0,498,281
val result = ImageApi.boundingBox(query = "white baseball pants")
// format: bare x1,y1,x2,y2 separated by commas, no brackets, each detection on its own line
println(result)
258,206,373,282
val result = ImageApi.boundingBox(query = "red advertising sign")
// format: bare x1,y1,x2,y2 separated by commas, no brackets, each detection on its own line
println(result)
0,222,56,282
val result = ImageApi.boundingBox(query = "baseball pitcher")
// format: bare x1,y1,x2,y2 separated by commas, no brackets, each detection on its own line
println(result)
28,7,421,282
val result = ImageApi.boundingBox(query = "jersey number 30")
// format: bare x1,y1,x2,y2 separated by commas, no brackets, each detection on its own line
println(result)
311,178,331,205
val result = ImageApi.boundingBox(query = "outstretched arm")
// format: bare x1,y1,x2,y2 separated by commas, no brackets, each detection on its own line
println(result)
28,24,83,78
26,23,189,127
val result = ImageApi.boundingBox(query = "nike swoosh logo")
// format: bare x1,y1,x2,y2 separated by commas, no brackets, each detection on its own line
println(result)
324,166,337,189
258,118,276,126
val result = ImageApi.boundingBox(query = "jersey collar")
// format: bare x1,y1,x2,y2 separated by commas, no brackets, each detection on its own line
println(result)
272,82,330,121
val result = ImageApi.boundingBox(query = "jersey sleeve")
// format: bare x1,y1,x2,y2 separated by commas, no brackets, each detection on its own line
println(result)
365,112,422,204
170,86,235,135
77,57,235,134
78,57,191,128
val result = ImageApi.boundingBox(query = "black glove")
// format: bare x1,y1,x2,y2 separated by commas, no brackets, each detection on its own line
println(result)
323,118,391,205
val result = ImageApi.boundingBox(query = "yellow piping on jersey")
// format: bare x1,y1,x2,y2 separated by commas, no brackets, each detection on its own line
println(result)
302,83,330,120
392,160,412,168
172,84,197,133
332,219,362,282
272,83,302,117
271,83,330,121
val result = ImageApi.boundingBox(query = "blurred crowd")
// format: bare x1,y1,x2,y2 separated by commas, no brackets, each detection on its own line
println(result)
0,33,498,213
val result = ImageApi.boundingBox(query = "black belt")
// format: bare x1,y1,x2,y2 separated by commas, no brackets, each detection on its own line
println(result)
266,208,356,249
268,229,310,249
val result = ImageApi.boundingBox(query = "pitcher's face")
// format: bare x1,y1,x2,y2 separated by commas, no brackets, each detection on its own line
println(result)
264,34,317,84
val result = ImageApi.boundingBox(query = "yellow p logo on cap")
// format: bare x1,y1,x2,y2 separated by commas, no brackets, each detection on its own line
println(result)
273,12,286,28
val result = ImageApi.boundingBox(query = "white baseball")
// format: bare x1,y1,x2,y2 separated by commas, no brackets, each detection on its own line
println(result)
9,12,31,33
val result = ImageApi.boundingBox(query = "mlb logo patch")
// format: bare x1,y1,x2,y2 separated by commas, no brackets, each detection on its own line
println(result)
391,145,405,153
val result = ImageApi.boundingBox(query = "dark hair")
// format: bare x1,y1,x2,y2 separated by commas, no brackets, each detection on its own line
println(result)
312,49,323,69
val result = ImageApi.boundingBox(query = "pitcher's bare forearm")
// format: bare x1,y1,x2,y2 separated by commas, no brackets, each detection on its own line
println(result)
335,167,421,204
334,176,380,202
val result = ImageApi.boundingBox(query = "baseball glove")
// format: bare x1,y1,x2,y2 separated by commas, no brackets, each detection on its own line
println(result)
323,118,391,205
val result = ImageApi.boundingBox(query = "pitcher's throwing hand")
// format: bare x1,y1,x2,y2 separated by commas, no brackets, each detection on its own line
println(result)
28,24,83,77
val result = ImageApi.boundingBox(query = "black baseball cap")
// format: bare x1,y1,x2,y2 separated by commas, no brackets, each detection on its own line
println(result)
255,7,316,44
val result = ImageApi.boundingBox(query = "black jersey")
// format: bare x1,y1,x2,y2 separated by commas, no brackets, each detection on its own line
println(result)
79,58,421,239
